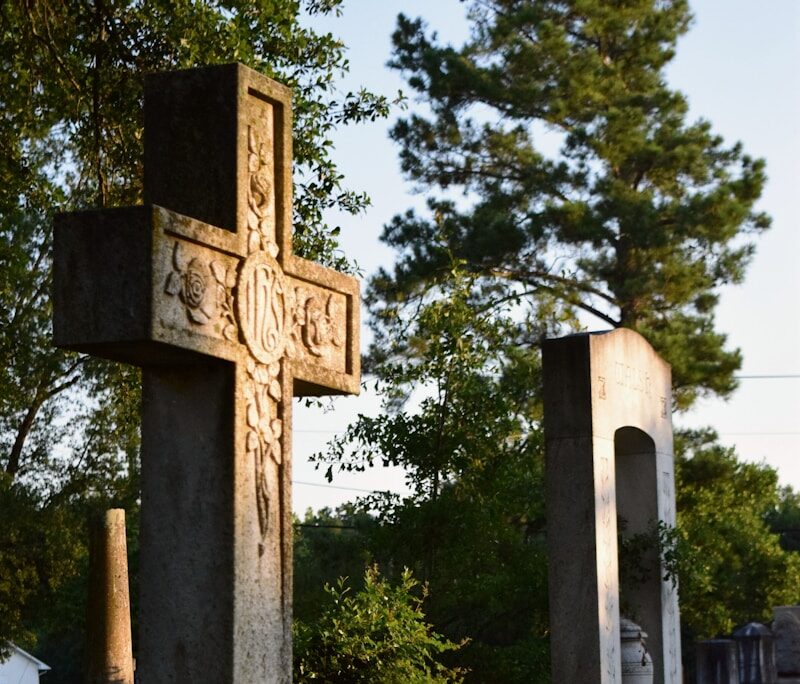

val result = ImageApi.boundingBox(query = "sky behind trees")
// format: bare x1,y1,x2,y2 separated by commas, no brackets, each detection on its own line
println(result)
291,0,800,515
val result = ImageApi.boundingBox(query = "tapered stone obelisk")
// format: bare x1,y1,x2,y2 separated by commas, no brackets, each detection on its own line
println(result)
85,509,134,684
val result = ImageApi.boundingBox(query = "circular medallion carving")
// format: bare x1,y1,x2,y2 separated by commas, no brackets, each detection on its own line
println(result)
236,251,287,364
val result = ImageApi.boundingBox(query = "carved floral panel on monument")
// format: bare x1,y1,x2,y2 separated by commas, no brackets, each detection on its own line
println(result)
156,236,240,348
289,283,346,372
245,97,277,255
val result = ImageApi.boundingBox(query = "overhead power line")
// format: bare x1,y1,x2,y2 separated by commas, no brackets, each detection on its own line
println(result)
293,479,397,495
735,374,800,379
719,431,800,437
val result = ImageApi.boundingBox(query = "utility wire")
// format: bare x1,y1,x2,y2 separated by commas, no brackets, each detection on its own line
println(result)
293,479,397,495
719,431,800,436
735,374,800,379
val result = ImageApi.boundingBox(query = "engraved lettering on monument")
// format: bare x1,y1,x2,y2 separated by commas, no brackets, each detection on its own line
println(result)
53,64,360,683
615,361,652,395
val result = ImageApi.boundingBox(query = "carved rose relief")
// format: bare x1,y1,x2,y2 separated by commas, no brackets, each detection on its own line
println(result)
244,357,283,555
164,242,238,340
292,288,343,357
165,242,216,325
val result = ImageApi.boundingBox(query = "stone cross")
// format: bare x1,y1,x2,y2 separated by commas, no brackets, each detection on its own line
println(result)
542,329,681,684
53,64,360,682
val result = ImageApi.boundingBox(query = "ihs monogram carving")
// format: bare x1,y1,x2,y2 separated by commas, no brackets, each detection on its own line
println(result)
165,241,238,341
238,251,287,363
244,358,283,556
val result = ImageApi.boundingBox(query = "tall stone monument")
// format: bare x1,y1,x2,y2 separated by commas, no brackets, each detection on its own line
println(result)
542,329,681,684
53,64,360,682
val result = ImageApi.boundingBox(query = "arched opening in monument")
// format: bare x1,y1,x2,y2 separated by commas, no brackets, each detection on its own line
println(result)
615,426,662,667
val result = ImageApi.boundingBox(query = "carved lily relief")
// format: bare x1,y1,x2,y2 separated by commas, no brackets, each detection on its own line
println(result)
244,357,283,555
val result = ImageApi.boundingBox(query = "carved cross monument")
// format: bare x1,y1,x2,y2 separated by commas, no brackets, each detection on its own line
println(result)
53,64,360,682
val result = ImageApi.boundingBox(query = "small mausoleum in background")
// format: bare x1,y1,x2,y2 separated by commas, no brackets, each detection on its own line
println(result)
0,643,51,683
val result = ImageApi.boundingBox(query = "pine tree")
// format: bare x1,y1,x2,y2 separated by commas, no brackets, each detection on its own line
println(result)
377,0,769,409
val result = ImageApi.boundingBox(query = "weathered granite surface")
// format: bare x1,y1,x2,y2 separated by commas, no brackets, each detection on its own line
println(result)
54,64,360,682
543,329,681,684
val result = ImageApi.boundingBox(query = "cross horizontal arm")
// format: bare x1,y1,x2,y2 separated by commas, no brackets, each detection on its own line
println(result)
54,205,361,398
54,205,241,367
285,256,360,396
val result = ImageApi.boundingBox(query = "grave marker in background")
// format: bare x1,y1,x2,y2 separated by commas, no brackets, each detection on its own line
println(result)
54,64,360,683
542,329,681,684
86,509,134,684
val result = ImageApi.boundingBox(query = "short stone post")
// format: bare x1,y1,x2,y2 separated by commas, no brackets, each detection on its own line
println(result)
695,639,738,684
86,509,134,684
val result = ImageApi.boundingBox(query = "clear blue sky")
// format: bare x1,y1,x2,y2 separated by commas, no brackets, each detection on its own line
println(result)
292,0,800,515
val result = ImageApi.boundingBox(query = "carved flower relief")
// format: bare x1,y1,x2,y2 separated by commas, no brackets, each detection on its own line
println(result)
164,242,238,341
165,242,215,324
244,357,283,551
291,288,343,358
247,125,276,255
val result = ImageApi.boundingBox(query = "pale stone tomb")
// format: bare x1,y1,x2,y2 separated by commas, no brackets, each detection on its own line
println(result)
53,64,360,682
542,329,681,684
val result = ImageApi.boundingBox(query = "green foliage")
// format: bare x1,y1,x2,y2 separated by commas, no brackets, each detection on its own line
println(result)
379,0,770,409
619,519,686,593
294,565,465,683
317,263,550,682
294,505,375,625
0,475,84,658
766,486,800,553
674,429,800,637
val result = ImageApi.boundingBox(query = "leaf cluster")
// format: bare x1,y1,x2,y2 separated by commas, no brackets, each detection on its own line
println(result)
674,429,800,638
317,262,551,681
294,565,466,683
